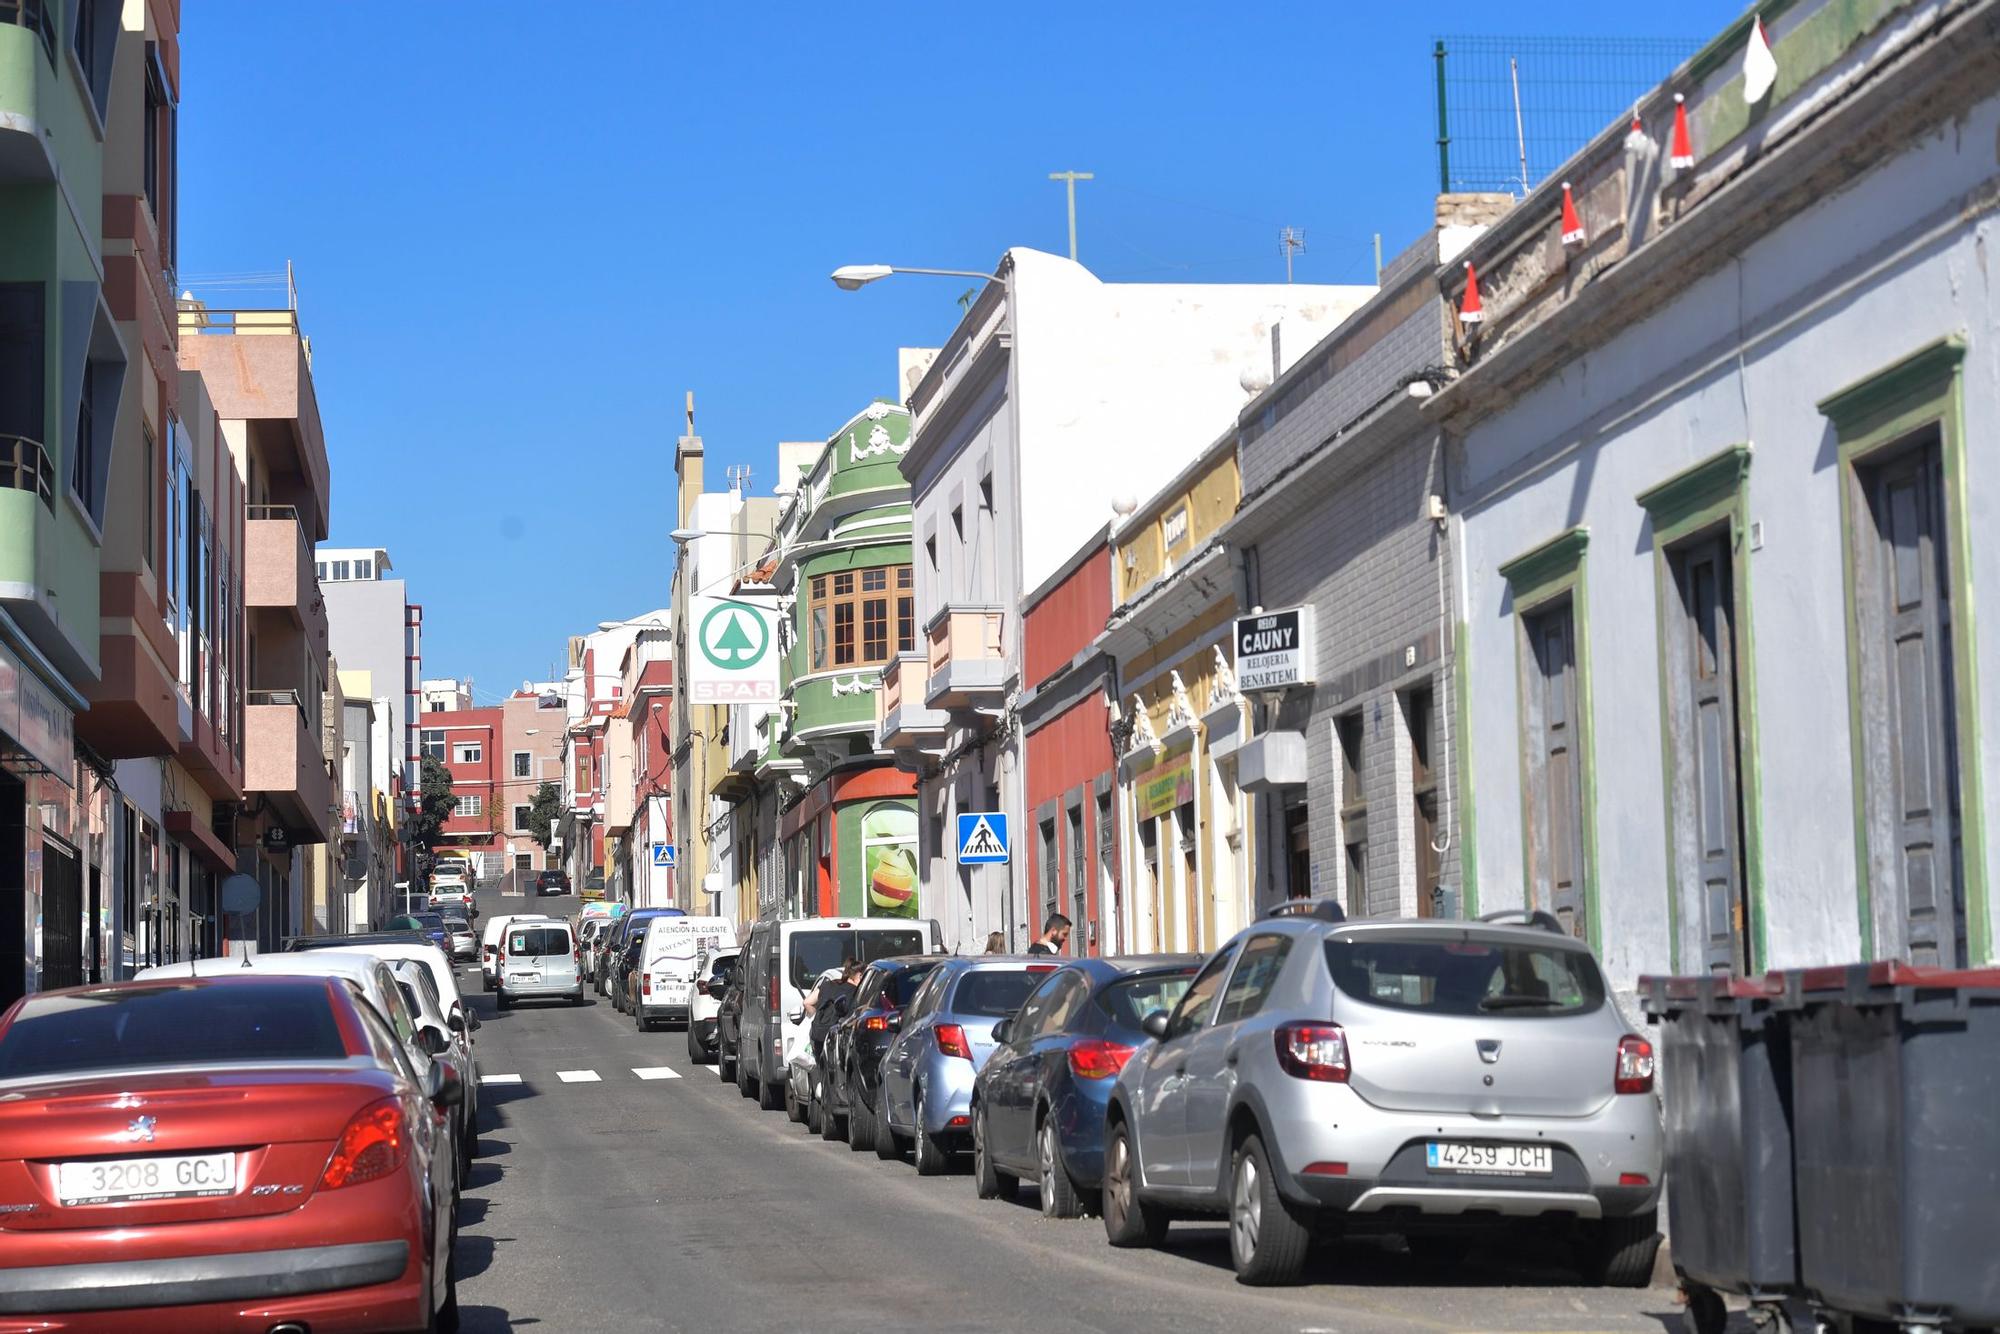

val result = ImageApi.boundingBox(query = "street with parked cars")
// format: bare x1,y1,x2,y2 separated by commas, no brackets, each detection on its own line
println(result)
0,880,1766,1331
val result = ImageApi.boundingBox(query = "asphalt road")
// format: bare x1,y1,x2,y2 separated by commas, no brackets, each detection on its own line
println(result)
449,888,1706,1334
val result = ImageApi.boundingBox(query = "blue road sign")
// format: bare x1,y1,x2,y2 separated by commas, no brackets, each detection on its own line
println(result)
652,843,677,868
955,813,1010,865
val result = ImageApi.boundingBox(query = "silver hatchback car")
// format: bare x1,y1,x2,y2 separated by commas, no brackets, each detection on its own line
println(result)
877,956,1060,1175
1103,902,1662,1286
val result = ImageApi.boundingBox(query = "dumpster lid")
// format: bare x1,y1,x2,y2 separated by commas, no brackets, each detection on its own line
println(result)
1787,960,2000,993
1639,972,1771,1018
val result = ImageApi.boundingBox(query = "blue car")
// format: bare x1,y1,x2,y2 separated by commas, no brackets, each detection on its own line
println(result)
971,954,1199,1217
410,910,452,954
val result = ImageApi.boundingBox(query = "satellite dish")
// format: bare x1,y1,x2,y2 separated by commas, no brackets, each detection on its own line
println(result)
219,873,261,917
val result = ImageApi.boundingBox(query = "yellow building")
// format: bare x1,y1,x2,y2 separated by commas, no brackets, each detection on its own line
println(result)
1099,433,1253,954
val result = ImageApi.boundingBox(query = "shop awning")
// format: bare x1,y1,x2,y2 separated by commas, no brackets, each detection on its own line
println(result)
164,810,236,872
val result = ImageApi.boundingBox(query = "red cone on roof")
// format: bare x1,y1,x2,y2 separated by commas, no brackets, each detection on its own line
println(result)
1742,16,1778,104
1560,182,1586,247
1624,107,1650,156
1458,261,1484,326
1670,93,1695,170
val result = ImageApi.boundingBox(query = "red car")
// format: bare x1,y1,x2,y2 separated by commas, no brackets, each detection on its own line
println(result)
0,975,461,1332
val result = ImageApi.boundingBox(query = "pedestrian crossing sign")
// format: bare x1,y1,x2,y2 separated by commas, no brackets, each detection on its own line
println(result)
956,813,1010,865
652,844,676,868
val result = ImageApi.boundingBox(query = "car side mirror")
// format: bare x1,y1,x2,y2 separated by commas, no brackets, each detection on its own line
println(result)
887,1012,903,1031
1141,1010,1171,1041
426,1059,466,1108
992,1018,1011,1044
422,1026,451,1056
447,1011,467,1034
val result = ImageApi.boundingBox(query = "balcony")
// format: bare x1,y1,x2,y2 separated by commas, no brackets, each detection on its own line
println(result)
246,505,328,648
177,306,331,539
876,653,948,757
0,3,58,183
924,606,1008,711
245,689,334,843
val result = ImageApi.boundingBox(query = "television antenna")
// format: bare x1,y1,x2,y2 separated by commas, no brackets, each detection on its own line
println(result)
726,464,753,495
1280,227,1306,283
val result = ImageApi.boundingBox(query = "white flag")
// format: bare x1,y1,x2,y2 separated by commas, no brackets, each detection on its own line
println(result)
1742,16,1778,104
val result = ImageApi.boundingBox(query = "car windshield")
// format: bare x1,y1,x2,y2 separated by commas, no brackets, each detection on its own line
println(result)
509,927,571,956
0,982,350,1079
789,930,928,990
1323,934,1606,1017
1097,970,1197,1030
950,969,1045,1018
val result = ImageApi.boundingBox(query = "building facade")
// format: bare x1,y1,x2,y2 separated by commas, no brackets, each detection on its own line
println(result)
1438,0,2000,993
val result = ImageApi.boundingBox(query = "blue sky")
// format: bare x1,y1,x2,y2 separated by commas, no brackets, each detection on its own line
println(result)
180,1,1748,700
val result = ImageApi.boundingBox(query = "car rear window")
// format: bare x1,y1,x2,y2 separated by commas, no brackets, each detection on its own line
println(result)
509,927,572,956
949,969,1045,1018
414,913,445,929
0,982,350,1079
789,930,928,990
887,963,939,1006
1323,934,1606,1017
1097,970,1197,1030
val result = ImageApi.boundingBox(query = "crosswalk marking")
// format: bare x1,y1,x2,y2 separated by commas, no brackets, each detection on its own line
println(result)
555,1069,601,1083
484,1073,523,1085
631,1066,680,1080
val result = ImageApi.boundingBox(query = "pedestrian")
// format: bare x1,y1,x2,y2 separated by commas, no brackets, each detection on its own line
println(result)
983,931,1005,954
803,957,859,1017
1026,912,1071,956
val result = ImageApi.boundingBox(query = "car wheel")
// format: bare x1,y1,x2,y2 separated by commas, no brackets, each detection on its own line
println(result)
1229,1134,1312,1286
1102,1120,1169,1248
973,1104,1017,1200
758,1066,784,1113
805,1087,823,1134
912,1086,949,1177
1580,1209,1661,1288
819,1089,844,1143
1038,1117,1082,1220
428,1250,460,1333
874,1097,903,1160
1682,1284,1729,1334
732,1050,752,1097
496,993,512,1012
848,1087,876,1154
686,1026,703,1064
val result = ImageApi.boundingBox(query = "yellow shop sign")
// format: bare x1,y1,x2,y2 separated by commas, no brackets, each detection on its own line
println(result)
1135,757,1195,822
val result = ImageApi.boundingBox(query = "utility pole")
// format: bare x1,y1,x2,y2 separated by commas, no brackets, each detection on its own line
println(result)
1048,170,1095,261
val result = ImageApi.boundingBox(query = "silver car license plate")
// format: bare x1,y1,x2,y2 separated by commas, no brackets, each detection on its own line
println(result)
1426,1141,1552,1175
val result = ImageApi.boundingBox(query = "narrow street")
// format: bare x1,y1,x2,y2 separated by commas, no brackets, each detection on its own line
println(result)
451,894,1692,1334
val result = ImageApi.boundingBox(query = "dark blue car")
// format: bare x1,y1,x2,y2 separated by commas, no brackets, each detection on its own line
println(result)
411,911,452,953
971,954,1198,1217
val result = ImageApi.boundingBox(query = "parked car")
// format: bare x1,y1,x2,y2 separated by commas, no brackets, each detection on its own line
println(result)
823,955,948,1153
388,958,480,1180
736,916,943,1113
577,917,611,983
427,877,472,916
876,956,1058,1174
439,909,477,962
480,912,561,992
283,929,425,952
603,907,685,1008
716,962,747,1087
496,919,584,1009
972,954,1198,1217
535,869,571,897
1099,902,1664,1286
0,976,460,1330
409,911,452,955
633,916,733,1031
687,947,741,1064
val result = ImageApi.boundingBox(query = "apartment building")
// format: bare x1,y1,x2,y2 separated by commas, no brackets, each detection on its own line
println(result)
895,246,1373,951
319,546,420,804
497,684,566,883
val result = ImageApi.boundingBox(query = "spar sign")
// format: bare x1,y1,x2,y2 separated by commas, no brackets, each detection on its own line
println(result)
688,594,781,704
1233,606,1317,692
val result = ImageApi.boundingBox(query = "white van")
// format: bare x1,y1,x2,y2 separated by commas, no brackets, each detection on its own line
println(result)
737,916,941,1111
496,919,581,1009
632,916,733,1031
480,912,559,992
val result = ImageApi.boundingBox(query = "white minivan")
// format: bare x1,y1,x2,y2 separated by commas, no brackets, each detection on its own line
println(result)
737,916,942,1111
496,919,582,1009
480,912,559,992
633,916,733,1031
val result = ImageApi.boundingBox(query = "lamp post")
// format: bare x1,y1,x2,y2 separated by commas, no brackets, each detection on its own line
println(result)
829,264,1005,292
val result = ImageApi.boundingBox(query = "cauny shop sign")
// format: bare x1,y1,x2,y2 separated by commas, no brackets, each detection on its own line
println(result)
1233,606,1316,692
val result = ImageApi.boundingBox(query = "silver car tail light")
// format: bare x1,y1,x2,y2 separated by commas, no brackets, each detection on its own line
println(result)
1275,1022,1350,1082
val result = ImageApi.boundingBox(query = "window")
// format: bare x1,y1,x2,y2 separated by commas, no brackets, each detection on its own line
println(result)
1165,944,1238,1040
1039,817,1058,922
141,426,155,568
0,284,44,458
353,559,372,580
512,751,531,778
1216,933,1293,1026
513,804,531,831
421,730,445,760
456,794,483,818
166,427,190,683
73,0,116,117
1405,686,1440,918
807,564,913,671
515,853,532,872
1524,599,1587,939
316,561,327,581
1336,711,1366,900
332,560,350,582
1324,934,1605,1018
1097,968,1196,1030
429,701,444,712
576,754,591,792
1283,794,1310,901
950,970,1046,1018
454,742,481,764
1067,802,1086,932
0,982,347,1078
70,359,95,505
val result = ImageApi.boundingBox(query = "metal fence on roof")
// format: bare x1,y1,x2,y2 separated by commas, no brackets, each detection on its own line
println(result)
1432,35,1703,195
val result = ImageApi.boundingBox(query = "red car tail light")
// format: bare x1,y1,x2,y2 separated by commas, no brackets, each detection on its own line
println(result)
320,1099,408,1191
768,975,780,1010
1615,1035,1655,1094
1274,1022,1350,1082
1619,1172,1652,1187
1067,1039,1136,1081
935,1023,972,1060
862,1013,891,1033
641,973,653,996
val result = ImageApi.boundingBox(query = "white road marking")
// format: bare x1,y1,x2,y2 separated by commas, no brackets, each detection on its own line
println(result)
631,1066,681,1080
484,1074,523,1085
555,1069,601,1083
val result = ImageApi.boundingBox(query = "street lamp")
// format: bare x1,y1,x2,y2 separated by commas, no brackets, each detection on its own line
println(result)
830,264,1004,292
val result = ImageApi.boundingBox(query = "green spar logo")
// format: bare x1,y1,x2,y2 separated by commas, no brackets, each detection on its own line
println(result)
698,603,769,671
